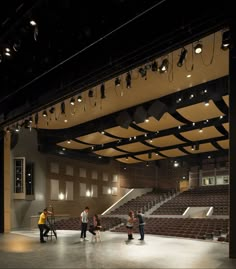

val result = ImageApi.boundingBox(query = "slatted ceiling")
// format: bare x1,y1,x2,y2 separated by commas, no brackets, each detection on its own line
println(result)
57,140,90,150
223,95,229,106
77,132,117,145
183,142,218,154
180,126,223,141
136,113,184,132
223,122,229,132
217,139,229,149
147,135,184,147
177,100,223,122
134,153,164,161
105,126,144,138
117,142,152,152
160,148,187,157
116,157,142,164
94,148,124,157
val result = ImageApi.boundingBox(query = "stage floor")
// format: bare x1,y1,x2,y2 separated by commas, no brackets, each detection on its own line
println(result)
0,230,235,268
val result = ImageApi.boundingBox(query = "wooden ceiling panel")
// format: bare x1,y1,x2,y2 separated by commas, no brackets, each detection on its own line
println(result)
160,148,187,157
223,123,229,132
223,95,229,106
184,142,218,154
57,140,90,150
117,142,152,152
115,157,142,164
147,135,184,147
177,100,223,122
94,148,124,157
137,113,183,132
217,139,229,149
77,132,117,144
106,126,144,138
134,152,164,161
180,126,223,141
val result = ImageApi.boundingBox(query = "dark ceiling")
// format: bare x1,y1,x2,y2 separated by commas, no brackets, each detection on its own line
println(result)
0,0,233,165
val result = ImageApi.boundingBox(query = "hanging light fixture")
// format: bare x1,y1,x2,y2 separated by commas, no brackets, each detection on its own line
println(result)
115,77,121,87
126,72,131,88
70,97,75,105
159,59,169,73
100,84,106,99
177,48,187,67
194,43,203,54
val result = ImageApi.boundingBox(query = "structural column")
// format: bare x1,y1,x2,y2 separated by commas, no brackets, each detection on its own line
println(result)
229,23,236,259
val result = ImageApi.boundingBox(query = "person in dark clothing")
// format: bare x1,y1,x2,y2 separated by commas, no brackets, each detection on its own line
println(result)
137,211,145,240
89,214,101,235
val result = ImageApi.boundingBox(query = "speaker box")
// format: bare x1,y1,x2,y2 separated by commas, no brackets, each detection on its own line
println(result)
116,111,132,129
133,106,147,124
148,100,167,120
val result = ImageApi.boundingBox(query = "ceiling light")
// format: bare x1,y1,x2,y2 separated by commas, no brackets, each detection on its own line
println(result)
173,161,179,167
115,77,121,87
204,100,209,106
194,43,202,54
177,48,187,67
126,72,131,88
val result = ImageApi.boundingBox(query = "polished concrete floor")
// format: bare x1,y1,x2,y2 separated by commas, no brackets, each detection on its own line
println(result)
0,230,235,268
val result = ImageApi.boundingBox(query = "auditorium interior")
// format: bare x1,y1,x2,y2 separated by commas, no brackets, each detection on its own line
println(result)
0,0,236,268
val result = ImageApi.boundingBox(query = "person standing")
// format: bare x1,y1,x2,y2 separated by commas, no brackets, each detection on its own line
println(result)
80,206,89,241
137,210,145,240
38,208,52,243
126,210,136,240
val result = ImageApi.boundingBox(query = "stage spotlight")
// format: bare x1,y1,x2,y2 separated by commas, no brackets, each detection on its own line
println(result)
100,84,106,99
138,67,147,78
77,95,82,102
126,72,131,88
151,61,158,71
159,59,168,73
177,48,187,67
115,77,121,87
194,43,202,54
70,97,75,105
221,30,231,50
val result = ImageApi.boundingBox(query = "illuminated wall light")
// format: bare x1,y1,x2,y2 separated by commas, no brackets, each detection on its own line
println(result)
58,192,65,200
86,190,91,197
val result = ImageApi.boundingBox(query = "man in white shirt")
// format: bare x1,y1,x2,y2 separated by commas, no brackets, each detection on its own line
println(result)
80,206,89,241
